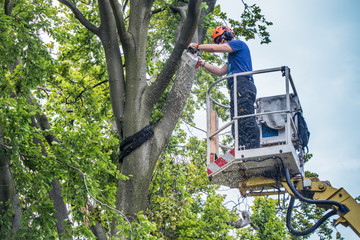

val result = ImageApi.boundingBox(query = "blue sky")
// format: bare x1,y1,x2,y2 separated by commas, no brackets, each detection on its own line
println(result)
212,0,360,238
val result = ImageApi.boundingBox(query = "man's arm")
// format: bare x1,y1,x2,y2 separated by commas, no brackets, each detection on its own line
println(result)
198,43,234,53
203,63,228,77
188,42,232,76
199,43,232,76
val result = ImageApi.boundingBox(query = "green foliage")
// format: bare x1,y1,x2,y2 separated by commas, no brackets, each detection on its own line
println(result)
303,153,313,163
0,1,125,238
148,136,238,239
0,1,54,95
237,197,289,240
236,192,340,240
112,212,160,240
212,3,273,44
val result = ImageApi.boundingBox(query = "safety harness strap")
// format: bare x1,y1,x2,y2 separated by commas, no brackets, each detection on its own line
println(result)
119,125,154,162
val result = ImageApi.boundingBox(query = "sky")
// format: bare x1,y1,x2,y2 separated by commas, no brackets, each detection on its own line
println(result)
193,0,360,238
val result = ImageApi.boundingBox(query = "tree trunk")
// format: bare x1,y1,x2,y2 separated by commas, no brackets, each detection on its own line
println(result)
49,178,70,240
0,127,22,238
113,0,207,229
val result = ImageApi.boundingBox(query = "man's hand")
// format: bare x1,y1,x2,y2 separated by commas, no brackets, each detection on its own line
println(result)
195,56,205,69
187,43,199,53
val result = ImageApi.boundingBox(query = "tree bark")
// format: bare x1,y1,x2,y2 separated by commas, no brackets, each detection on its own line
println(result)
98,0,126,133
0,126,22,238
49,178,69,240
90,222,108,240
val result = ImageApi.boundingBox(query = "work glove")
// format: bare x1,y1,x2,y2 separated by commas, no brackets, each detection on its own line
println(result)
195,56,206,69
187,43,199,53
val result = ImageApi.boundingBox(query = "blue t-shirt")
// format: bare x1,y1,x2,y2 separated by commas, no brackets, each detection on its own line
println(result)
226,40,253,88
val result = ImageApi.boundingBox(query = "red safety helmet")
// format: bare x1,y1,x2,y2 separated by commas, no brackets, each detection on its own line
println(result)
212,26,235,44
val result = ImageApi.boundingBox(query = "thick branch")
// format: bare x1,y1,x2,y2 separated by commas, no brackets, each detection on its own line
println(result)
27,96,69,238
0,149,14,219
28,95,60,144
97,0,125,133
154,57,196,152
169,4,188,42
58,0,100,35
121,0,154,130
0,126,21,237
4,0,15,15
49,179,70,240
144,0,202,111
88,204,107,240
152,8,165,15
198,0,217,43
90,223,107,240
109,0,130,45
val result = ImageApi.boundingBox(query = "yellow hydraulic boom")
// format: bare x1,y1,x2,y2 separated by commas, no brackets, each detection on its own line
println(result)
238,169,360,237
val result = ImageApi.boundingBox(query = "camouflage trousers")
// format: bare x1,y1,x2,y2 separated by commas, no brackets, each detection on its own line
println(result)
229,77,260,149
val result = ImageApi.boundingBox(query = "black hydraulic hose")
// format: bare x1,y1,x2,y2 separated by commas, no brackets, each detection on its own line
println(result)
284,168,349,215
286,196,337,236
284,168,349,236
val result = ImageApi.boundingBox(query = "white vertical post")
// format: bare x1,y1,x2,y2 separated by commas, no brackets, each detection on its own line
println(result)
206,91,212,165
285,67,292,144
233,75,239,152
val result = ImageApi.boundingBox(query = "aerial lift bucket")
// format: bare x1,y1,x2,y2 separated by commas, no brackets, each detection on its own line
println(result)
206,66,306,189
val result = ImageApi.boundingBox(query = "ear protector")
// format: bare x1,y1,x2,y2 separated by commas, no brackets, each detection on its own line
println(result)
223,30,234,41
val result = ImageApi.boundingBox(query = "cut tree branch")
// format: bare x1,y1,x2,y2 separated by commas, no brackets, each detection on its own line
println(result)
154,58,196,152
144,0,202,112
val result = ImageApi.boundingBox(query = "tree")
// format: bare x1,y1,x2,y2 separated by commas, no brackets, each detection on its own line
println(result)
1,0,61,238
56,2,206,233
237,197,289,240
0,0,272,238
147,136,239,239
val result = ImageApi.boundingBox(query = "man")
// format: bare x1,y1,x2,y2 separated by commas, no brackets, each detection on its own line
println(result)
189,26,260,149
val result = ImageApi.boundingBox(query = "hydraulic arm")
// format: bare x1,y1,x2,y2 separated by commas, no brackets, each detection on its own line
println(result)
238,169,360,237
